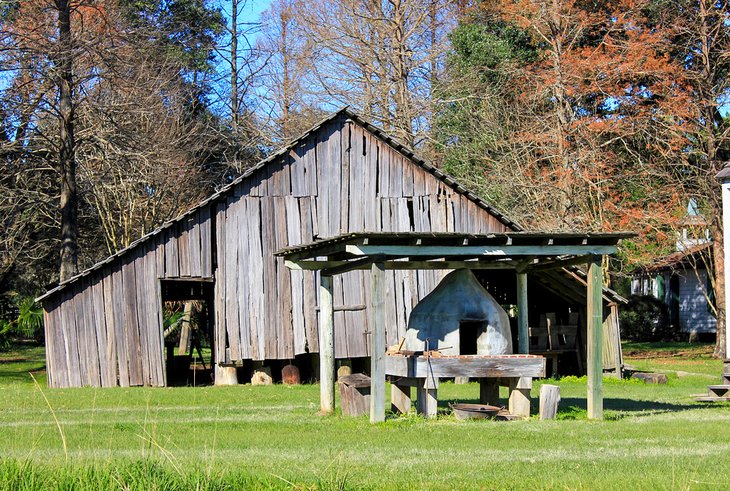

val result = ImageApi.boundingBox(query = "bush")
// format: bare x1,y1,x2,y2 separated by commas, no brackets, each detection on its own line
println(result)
620,295,677,341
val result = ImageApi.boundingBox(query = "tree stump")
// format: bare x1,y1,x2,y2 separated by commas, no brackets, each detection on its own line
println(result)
539,384,561,420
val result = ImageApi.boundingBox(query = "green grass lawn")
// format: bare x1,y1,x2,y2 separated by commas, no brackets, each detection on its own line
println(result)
1,342,729,490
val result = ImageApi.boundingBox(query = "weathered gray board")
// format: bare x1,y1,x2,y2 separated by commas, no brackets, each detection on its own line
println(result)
41,114,512,387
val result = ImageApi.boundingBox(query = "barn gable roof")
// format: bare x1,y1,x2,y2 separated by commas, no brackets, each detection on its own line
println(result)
37,107,522,303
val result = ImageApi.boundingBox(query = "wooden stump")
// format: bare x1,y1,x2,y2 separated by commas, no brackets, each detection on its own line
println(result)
252,367,273,385
214,364,238,386
539,384,560,420
282,364,300,385
339,373,371,417
337,364,353,381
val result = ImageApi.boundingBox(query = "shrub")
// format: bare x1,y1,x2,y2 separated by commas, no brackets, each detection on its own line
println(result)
620,294,677,341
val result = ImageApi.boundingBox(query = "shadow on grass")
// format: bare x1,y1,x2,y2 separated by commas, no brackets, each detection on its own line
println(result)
437,396,703,420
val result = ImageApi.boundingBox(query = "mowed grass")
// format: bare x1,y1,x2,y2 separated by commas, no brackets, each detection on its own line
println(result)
1,343,729,490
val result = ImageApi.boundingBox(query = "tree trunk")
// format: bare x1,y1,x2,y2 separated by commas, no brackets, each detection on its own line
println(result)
230,0,239,132
57,0,79,282
713,224,726,358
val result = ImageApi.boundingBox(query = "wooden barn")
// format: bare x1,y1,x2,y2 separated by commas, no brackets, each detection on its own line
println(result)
37,108,625,388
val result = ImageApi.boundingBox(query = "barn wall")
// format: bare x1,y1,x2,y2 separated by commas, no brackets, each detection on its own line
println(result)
214,118,511,362
43,207,214,387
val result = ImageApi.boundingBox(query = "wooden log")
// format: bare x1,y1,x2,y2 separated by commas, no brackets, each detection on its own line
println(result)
215,364,238,386
369,262,386,423
539,384,561,420
587,257,604,420
391,383,411,414
384,354,546,379
508,377,532,418
318,275,335,414
479,378,500,406
177,301,194,355
517,272,529,354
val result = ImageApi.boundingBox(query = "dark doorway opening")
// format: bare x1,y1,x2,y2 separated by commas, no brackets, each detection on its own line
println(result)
459,320,484,355
160,279,215,386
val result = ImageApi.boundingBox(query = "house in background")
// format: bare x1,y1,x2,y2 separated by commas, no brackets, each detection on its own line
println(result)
631,200,716,341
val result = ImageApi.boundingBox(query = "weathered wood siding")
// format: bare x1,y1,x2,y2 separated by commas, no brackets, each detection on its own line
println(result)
678,270,717,334
43,208,213,387
214,118,510,362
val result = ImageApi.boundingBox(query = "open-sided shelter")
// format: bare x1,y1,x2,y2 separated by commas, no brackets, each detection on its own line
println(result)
37,108,626,390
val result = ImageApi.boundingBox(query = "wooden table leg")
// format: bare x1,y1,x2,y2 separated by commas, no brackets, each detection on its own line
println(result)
391,383,411,414
417,378,438,418
508,377,532,418
479,378,500,406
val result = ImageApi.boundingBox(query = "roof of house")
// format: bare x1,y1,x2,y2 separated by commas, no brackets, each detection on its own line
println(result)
37,107,523,302
633,242,713,275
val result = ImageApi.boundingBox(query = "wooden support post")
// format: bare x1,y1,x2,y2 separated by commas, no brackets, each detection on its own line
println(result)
587,257,603,420
508,377,532,418
517,272,529,354
416,378,438,418
539,384,561,420
479,378,500,406
391,383,411,414
319,275,335,415
369,262,386,423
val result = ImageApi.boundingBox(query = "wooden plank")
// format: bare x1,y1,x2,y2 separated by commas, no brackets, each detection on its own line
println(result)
370,262,386,423
587,257,604,420
236,199,252,360
178,219,190,277
214,202,228,365
363,135,379,230
286,196,306,355
78,285,98,386
133,250,151,385
388,150,402,198
261,198,278,359
401,155,414,197
122,259,143,386
199,206,212,278
378,141,390,197
348,124,365,232
319,275,335,414
275,197,294,358
224,199,241,361
384,355,546,379
91,278,113,387
143,241,165,386
304,137,318,196
43,308,57,387
111,267,129,387
165,229,179,277
413,167,426,196
189,212,202,277
290,144,308,197
333,274,347,358
340,122,350,233
247,198,266,360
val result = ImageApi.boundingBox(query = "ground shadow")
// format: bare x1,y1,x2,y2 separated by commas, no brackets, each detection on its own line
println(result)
436,396,704,418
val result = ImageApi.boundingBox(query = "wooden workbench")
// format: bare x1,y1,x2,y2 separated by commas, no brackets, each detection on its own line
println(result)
385,354,546,419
